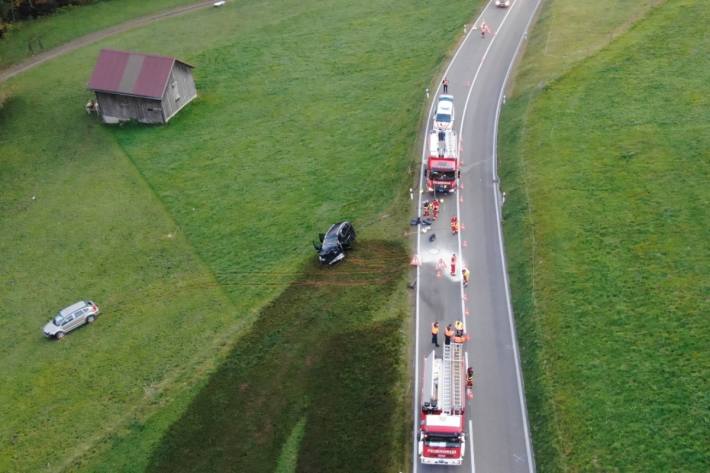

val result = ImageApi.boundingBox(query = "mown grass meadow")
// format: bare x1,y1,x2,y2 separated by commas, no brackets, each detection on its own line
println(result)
500,0,709,470
146,242,409,473
1,0,475,471
0,0,196,69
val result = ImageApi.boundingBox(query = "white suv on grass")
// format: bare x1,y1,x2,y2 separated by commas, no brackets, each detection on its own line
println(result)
43,300,100,339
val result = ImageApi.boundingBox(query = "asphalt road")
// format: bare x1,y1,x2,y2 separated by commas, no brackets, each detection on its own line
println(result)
413,1,542,472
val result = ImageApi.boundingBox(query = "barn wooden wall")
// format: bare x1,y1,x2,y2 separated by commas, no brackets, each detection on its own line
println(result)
161,63,197,122
96,92,164,124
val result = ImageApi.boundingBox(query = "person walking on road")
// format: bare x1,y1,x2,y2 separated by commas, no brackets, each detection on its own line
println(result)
445,324,454,345
431,321,440,347
462,267,470,287
442,78,449,93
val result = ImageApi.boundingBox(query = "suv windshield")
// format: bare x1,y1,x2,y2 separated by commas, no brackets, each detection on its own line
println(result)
435,113,451,123
323,232,339,245
53,315,63,326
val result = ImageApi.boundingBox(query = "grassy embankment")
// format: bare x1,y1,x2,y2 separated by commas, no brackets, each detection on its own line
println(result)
146,242,409,473
0,0,196,70
500,0,709,471
0,0,474,471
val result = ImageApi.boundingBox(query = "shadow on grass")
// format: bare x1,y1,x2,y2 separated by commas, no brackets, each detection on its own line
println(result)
147,240,407,473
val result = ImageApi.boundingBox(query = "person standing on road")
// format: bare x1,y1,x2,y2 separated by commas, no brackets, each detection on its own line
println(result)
445,324,454,345
462,267,470,287
431,321,440,347
480,20,488,38
442,78,449,93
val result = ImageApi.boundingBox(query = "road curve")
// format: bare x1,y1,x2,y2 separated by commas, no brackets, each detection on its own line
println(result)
413,1,542,472
0,0,214,84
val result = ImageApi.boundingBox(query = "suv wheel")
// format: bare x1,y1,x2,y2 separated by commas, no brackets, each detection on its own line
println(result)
87,315,95,324
56,332,65,340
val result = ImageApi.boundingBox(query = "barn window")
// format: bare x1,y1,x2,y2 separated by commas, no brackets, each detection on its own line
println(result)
172,81,180,102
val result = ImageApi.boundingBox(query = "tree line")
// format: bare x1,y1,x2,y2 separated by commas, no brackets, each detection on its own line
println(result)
1,0,97,37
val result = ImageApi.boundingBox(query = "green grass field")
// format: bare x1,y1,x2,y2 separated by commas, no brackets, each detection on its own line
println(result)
145,242,409,473
0,0,474,471
500,0,709,471
0,0,196,69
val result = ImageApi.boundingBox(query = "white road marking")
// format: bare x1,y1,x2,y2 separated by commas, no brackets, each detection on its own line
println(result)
469,419,476,473
488,0,544,471
458,2,548,472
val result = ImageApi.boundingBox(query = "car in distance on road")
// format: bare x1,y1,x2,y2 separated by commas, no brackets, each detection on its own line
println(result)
313,221,356,265
495,0,511,7
43,300,100,339
433,94,455,131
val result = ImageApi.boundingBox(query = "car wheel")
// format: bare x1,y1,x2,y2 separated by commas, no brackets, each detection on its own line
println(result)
87,315,95,324
56,332,65,340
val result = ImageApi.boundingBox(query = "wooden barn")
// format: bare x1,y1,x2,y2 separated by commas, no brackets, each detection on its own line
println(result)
87,49,196,124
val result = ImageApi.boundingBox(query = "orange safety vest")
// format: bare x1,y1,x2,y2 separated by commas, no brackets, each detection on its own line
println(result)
432,325,439,335
445,328,454,338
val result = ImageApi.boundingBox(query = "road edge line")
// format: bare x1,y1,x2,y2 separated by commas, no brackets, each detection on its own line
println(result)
490,0,544,472
456,5,516,473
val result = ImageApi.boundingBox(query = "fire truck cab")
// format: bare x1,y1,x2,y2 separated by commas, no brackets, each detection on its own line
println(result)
425,129,459,193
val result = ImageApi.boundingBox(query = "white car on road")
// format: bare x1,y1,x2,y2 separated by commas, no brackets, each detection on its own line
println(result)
495,0,511,7
433,94,455,131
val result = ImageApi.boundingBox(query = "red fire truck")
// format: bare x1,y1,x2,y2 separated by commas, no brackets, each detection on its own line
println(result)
425,129,460,193
419,328,467,465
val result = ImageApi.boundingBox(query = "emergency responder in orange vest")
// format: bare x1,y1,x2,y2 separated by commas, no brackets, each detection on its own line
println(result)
432,199,440,220
462,267,470,287
431,321,440,348
450,253,457,277
450,216,459,234
455,320,464,333
453,320,465,343
445,324,454,345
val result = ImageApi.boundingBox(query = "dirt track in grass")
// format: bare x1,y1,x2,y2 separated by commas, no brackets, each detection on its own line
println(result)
0,0,213,83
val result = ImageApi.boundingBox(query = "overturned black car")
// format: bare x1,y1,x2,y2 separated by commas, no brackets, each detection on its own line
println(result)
313,221,356,265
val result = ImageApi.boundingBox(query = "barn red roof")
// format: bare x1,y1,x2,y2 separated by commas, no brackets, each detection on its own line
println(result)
88,49,193,99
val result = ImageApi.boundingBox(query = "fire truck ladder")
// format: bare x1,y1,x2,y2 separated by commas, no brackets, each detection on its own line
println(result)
451,342,465,413
445,129,458,158
440,344,453,412
437,338,465,415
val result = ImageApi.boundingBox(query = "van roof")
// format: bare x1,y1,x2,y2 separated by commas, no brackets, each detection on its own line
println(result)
60,301,88,316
